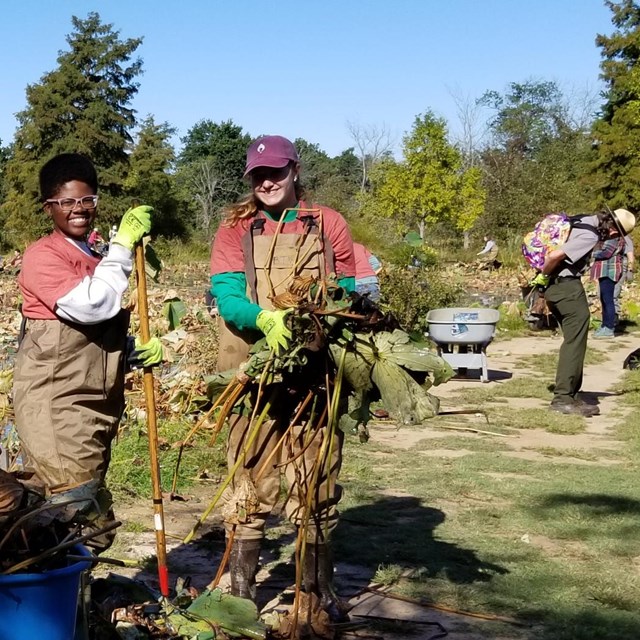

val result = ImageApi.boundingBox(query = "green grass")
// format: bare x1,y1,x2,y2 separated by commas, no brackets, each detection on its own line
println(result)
333,369,640,639
496,304,530,335
530,447,600,462
453,376,553,404
516,347,607,377
107,416,226,500
153,237,210,264
120,520,148,533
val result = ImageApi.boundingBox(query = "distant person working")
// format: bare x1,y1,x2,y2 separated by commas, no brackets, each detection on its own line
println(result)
354,242,382,302
477,235,501,270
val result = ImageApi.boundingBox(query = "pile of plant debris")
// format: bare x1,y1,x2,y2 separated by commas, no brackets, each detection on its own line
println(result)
0,471,120,575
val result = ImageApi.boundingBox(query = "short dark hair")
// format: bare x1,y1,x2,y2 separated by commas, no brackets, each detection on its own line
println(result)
39,153,98,201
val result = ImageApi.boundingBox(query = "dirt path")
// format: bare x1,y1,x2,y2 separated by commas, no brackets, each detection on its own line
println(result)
103,332,637,639
402,336,637,464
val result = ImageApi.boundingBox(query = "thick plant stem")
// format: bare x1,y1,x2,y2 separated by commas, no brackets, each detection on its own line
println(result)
208,524,236,590
183,389,278,544
291,349,345,632
254,390,315,482
170,379,245,494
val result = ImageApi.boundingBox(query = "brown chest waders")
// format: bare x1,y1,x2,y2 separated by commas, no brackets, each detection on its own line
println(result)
217,210,344,604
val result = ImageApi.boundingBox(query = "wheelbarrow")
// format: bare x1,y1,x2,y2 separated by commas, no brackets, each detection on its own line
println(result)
426,307,500,383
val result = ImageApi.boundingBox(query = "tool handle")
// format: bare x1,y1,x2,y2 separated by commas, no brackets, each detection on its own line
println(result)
135,241,170,598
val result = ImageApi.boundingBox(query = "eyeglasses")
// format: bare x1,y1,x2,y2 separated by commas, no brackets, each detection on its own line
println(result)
45,195,98,213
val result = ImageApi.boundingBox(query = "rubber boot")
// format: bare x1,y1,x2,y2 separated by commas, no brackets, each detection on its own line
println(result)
229,538,261,601
303,543,350,622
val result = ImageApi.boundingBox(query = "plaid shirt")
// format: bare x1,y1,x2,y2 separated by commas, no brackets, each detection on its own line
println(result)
590,236,626,282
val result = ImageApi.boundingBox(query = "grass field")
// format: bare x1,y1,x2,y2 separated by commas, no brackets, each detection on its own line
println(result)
331,368,640,640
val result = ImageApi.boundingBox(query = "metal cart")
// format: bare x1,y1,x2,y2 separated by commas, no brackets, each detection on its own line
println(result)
426,307,500,383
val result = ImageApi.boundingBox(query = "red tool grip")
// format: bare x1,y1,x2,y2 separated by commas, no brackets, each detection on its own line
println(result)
159,565,170,598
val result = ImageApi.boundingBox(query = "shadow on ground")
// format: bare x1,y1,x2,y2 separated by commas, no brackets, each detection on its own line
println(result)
334,495,507,583
534,491,640,516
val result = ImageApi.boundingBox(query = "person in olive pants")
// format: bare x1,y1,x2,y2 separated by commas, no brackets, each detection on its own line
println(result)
544,277,591,404
538,208,636,417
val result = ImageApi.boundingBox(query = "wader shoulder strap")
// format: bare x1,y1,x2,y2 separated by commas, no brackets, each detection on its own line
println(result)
298,213,336,274
17,306,27,348
242,217,266,304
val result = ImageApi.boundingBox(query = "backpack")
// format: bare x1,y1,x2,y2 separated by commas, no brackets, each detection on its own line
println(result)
522,213,597,270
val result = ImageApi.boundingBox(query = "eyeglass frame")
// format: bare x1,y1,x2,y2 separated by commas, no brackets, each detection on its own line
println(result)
44,195,99,212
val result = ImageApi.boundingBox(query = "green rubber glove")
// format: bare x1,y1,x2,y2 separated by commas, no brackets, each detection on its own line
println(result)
112,205,153,250
256,309,292,351
133,336,164,367
530,273,550,288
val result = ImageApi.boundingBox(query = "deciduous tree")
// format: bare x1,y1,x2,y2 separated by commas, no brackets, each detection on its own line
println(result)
346,122,394,192
478,80,593,235
179,120,249,199
176,120,250,237
368,111,485,239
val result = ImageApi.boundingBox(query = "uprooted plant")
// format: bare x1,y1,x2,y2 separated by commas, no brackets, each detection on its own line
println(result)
169,273,454,638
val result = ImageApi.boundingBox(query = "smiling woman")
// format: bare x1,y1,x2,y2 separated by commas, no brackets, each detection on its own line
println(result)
208,135,356,617
43,181,98,239
12,152,159,552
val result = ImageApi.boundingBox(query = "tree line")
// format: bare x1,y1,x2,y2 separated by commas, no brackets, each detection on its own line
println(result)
0,1,639,257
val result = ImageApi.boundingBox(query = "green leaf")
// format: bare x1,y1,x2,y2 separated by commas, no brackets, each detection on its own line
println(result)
144,242,163,281
371,359,440,424
404,231,423,247
166,588,266,639
205,371,236,402
163,299,187,330
373,330,454,384
329,341,374,392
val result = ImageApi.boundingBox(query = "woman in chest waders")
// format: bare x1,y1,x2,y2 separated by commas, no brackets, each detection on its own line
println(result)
209,135,356,617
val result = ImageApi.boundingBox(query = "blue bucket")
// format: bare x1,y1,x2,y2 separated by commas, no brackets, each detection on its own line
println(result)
0,544,92,640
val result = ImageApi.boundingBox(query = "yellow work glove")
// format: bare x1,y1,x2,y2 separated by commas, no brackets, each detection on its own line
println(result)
530,273,550,288
113,205,153,250
127,336,164,368
256,309,292,351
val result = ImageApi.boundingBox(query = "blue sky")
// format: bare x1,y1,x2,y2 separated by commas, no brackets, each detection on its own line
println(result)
0,0,614,157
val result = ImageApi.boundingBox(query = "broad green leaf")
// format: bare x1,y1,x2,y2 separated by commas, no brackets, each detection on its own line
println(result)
144,241,162,281
163,299,188,330
371,359,440,424
166,588,266,639
404,231,423,247
329,343,374,392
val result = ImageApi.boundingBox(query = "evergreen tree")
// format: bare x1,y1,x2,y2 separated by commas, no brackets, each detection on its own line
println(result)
590,0,640,209
126,116,184,237
0,140,9,199
1,12,143,244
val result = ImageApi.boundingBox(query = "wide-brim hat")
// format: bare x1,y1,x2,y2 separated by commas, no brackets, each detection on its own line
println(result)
612,208,636,236
244,135,299,177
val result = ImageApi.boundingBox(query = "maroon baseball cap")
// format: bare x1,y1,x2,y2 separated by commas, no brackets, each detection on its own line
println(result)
244,135,299,177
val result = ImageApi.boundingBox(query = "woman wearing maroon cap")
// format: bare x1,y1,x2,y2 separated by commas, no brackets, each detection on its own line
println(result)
210,135,355,618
